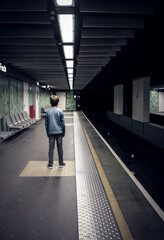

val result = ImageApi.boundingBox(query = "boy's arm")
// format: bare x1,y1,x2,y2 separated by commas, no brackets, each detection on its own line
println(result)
45,113,49,136
60,111,65,137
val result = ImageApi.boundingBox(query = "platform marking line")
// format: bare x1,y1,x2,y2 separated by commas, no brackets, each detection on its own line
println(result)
64,116,73,119
19,161,75,177
65,123,74,126
79,114,133,240
82,111,164,222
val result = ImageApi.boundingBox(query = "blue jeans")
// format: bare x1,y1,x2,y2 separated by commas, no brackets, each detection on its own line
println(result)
48,134,63,165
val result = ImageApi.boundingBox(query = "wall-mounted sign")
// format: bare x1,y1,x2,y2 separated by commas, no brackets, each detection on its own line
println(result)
0,63,7,72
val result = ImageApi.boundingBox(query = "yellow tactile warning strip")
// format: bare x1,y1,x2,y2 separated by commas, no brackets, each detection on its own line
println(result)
79,115,134,240
65,123,74,126
19,161,75,177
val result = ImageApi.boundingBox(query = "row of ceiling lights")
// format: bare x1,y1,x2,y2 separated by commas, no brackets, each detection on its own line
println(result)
56,0,75,90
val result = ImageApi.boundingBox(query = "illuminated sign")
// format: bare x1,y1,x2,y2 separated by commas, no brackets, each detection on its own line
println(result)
0,63,7,72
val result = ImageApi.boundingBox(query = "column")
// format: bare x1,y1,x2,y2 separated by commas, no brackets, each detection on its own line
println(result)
114,84,123,114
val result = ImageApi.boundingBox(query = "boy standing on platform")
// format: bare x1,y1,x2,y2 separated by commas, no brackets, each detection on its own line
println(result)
45,95,65,169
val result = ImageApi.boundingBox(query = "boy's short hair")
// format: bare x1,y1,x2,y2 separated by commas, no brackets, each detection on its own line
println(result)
50,95,59,106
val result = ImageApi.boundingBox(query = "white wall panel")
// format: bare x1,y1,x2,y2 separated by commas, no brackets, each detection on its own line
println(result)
132,77,150,122
159,92,164,112
56,92,66,110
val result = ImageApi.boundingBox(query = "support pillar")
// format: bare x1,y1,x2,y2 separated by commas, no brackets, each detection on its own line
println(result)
114,84,123,115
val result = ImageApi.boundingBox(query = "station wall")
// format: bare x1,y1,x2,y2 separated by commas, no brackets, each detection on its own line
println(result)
106,110,164,150
0,71,51,131
55,91,76,111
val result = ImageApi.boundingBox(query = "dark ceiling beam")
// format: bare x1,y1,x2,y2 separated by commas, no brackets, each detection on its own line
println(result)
6,61,62,66
80,46,121,52
76,72,98,75
77,62,109,65
23,76,65,81
30,74,66,78
0,26,54,38
18,66,64,70
0,52,60,57
83,16,144,28
80,0,154,14
0,46,58,52
23,71,65,75
77,65,101,70
80,38,127,46
77,62,107,65
0,12,51,24
79,51,116,57
25,72,65,75
3,57,62,63
0,38,57,46
78,57,110,61
74,78,90,82
75,76,97,79
14,66,64,69
76,70,100,73
1,58,61,65
81,28,134,38
11,63,63,67
0,0,48,12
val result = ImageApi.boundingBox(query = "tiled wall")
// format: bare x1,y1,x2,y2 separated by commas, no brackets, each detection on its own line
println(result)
66,91,76,110
38,88,51,117
150,90,159,112
0,73,24,130
0,72,51,130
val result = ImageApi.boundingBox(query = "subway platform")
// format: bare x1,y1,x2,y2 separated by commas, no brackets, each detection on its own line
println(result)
0,111,164,240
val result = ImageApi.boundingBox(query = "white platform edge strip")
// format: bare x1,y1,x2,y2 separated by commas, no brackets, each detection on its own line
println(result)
82,111,164,222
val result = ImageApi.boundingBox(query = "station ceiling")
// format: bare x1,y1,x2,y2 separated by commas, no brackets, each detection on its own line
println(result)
0,0,154,90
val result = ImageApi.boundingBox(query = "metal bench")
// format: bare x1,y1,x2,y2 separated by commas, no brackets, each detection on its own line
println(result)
5,115,23,131
22,111,36,124
10,114,25,128
0,131,13,140
15,113,29,127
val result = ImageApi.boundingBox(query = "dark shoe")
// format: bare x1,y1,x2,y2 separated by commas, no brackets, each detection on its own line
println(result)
59,163,66,168
47,163,53,169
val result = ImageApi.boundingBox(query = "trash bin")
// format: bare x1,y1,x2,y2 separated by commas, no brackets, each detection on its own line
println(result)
30,105,35,118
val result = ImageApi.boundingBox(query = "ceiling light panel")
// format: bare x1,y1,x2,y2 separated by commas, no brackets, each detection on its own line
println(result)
56,0,73,6
68,73,73,77
69,80,73,90
66,60,74,68
58,14,74,43
67,69,73,74
63,45,74,59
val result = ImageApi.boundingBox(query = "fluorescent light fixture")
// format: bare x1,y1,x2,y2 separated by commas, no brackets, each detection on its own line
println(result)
56,0,73,6
58,14,74,43
63,45,73,59
66,60,74,68
69,80,73,90
68,73,73,78
67,69,73,74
